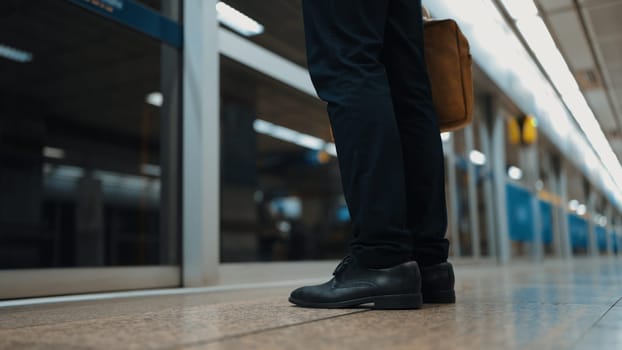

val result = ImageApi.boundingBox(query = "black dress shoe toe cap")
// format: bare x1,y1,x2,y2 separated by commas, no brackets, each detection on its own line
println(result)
290,282,332,303
290,286,305,300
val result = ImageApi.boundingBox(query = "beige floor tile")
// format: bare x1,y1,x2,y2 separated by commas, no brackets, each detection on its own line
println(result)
189,303,603,350
1,259,622,350
572,327,622,349
0,287,295,330
570,301,622,349
0,296,360,349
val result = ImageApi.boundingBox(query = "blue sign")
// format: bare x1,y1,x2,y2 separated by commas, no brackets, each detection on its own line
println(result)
68,0,182,49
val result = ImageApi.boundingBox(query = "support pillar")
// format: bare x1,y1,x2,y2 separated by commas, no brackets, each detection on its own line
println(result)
464,125,481,259
183,0,220,286
479,120,497,259
586,185,598,257
445,134,461,258
546,155,563,258
491,103,510,264
557,159,572,258
606,204,614,256
516,141,543,261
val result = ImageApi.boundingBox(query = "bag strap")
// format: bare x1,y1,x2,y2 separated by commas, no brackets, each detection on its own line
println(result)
422,6,431,20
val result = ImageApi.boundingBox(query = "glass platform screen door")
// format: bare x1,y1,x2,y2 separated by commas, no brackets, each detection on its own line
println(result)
0,0,182,299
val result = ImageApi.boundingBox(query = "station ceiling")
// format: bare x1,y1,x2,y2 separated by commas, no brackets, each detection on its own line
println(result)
536,0,622,160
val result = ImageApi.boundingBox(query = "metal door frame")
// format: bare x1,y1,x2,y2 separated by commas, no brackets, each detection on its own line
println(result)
0,0,185,299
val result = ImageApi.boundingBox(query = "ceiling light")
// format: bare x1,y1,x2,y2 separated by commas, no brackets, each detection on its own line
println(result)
54,165,84,179
508,166,523,180
511,8,622,204
254,190,264,202
499,0,538,20
141,164,161,177
43,147,65,159
0,44,33,63
469,150,487,165
421,0,622,211
270,124,301,144
253,119,273,134
576,204,587,216
568,199,579,211
325,143,337,157
253,118,336,157
216,2,264,37
146,92,163,107
296,134,326,151
277,221,291,233
535,180,544,191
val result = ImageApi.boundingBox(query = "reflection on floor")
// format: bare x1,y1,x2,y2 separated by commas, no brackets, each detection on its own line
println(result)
2,259,622,349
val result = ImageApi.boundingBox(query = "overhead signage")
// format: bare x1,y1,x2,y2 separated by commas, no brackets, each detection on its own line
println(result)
78,0,124,13
67,0,182,49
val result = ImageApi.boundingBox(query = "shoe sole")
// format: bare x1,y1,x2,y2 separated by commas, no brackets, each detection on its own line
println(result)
289,293,423,310
423,289,456,304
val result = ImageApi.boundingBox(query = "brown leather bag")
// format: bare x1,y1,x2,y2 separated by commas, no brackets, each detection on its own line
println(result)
423,8,474,132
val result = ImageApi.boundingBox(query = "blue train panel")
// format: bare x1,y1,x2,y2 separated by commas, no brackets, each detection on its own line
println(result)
539,200,554,244
507,184,533,242
568,214,588,248
596,226,608,251
506,183,553,243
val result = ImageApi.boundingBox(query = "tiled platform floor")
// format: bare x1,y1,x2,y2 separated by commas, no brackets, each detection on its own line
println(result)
2,258,622,349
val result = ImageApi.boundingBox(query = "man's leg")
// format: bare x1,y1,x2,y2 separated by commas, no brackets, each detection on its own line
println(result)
380,0,450,267
289,0,423,310
302,0,412,268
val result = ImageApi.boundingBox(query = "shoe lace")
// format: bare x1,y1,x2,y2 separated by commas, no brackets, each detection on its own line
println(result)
333,256,354,276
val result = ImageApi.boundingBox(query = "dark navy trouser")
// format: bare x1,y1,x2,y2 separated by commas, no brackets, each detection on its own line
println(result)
302,0,449,267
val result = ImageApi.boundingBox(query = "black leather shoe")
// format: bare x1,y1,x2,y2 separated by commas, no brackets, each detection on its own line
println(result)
420,262,456,303
289,256,422,309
